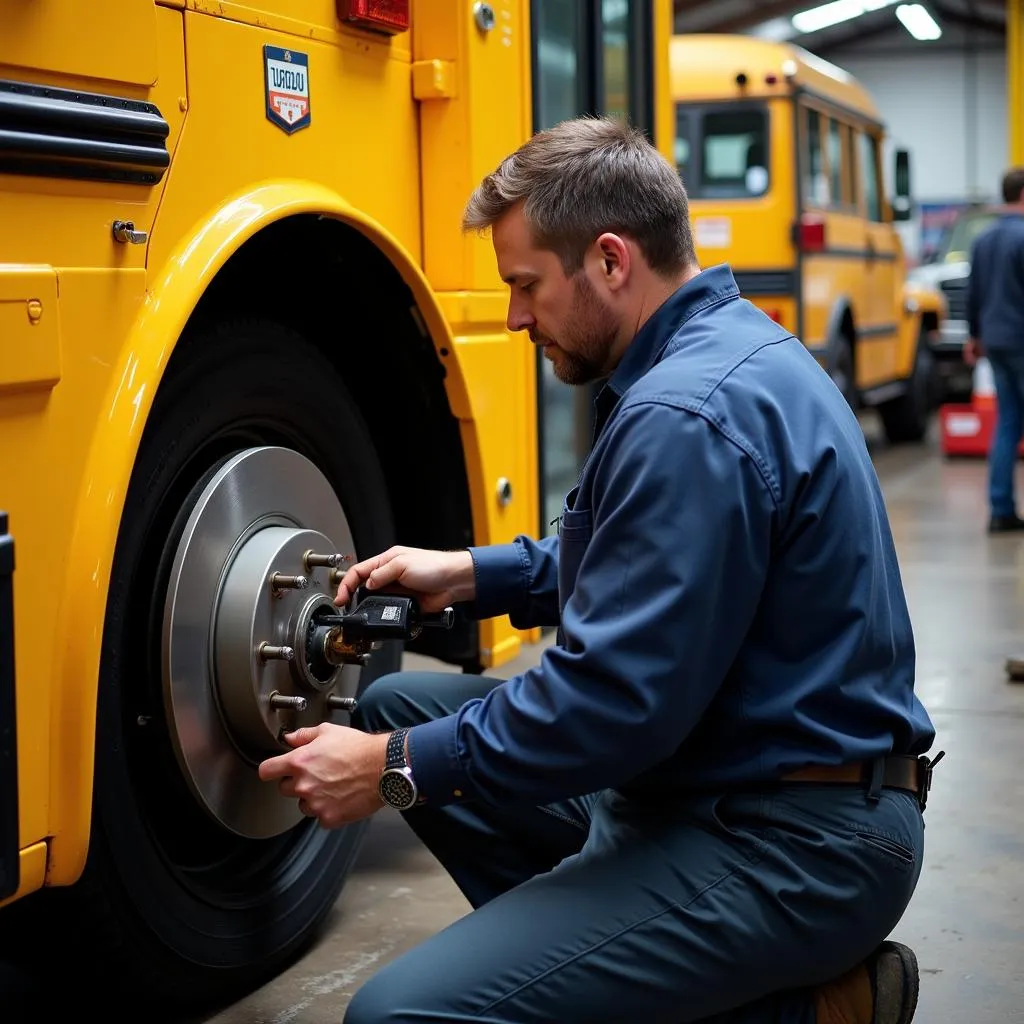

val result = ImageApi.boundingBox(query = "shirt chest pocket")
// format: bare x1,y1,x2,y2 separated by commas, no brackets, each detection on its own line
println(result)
557,486,594,618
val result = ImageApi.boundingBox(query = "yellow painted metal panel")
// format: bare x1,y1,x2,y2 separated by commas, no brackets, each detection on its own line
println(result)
0,0,158,86
0,6,188,271
1,269,146,877
184,0,412,56
0,267,61,393
652,0,675,161
412,59,457,100
1011,0,1023,164
414,0,532,293
452,328,539,666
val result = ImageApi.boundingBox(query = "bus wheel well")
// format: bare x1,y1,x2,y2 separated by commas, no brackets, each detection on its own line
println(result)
182,214,479,667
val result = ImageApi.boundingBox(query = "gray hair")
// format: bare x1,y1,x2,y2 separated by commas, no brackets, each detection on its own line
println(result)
463,116,696,277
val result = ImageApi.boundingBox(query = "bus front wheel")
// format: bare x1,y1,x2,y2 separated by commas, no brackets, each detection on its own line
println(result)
44,317,400,1006
879,326,936,444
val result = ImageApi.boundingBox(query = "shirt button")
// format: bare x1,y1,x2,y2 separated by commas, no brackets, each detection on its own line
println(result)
453,789,463,798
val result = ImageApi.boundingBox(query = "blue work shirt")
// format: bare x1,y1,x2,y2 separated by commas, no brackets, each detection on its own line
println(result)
967,212,1024,354
408,264,936,808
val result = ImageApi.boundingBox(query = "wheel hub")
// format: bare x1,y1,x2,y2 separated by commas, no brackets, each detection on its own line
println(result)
162,446,361,839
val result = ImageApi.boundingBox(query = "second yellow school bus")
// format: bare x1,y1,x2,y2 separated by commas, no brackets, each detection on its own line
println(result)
670,34,945,443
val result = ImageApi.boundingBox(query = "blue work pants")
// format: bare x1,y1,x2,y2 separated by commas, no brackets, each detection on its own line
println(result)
987,351,1024,518
345,671,926,1024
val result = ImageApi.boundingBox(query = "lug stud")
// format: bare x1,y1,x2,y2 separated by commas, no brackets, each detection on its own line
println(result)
259,643,295,662
304,551,344,570
329,568,345,587
270,572,308,595
327,695,359,712
269,692,308,712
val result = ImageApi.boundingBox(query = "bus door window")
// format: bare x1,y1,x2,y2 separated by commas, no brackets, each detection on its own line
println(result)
859,130,884,223
533,1,589,130
531,0,655,537
802,107,829,208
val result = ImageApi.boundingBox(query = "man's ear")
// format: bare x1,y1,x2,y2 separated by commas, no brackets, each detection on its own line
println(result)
595,232,631,292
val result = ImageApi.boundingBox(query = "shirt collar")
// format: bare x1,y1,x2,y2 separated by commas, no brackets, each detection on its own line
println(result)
592,264,740,437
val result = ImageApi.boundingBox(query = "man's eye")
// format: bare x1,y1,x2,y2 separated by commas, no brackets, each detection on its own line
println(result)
521,282,535,294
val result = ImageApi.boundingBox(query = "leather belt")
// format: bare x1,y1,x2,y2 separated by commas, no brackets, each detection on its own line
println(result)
780,752,945,810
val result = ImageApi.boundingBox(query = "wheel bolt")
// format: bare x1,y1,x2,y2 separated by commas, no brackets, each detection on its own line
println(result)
269,692,307,712
270,572,308,594
259,643,295,662
304,551,344,570
327,695,358,712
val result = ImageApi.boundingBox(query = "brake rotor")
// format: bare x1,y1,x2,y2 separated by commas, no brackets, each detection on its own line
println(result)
161,446,361,839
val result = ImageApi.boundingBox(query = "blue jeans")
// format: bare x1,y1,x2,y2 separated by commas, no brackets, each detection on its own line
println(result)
987,351,1024,517
345,672,927,1024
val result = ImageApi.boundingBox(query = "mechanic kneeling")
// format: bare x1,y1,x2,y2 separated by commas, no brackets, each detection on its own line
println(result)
259,116,941,1024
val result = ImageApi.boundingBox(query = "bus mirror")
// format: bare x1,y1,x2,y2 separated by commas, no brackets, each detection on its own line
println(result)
893,149,912,222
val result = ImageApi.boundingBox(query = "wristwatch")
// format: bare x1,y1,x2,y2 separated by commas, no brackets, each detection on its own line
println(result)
378,728,420,811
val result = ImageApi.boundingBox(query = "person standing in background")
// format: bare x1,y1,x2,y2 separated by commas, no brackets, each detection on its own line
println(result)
965,168,1024,533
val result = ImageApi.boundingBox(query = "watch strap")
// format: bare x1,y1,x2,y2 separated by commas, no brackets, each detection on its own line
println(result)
385,728,410,770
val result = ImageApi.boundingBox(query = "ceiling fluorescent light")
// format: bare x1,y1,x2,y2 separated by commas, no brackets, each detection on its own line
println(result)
750,18,799,41
896,3,942,40
791,0,897,35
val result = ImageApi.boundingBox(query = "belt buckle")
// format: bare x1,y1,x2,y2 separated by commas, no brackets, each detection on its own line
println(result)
916,750,946,810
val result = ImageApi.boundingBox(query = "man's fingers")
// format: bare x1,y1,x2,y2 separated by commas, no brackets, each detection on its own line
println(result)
363,553,411,591
335,549,399,605
259,725,324,780
258,751,294,781
284,726,321,748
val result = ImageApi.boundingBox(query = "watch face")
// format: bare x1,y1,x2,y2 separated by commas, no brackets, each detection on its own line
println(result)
379,768,417,811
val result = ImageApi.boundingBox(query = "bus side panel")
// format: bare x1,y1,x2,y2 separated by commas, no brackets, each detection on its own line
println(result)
147,12,422,273
437,293,541,667
0,0,158,86
0,6,187,882
415,2,541,664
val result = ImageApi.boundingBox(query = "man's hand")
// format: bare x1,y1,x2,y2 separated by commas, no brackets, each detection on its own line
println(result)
334,545,476,614
964,337,983,367
258,724,391,829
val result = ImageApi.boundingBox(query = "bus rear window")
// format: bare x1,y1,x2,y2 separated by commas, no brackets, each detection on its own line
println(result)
676,104,770,200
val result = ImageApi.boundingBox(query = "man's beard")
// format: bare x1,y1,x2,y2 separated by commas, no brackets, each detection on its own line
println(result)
532,274,620,386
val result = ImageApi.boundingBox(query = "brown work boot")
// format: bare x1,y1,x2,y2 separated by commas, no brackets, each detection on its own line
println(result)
814,942,919,1023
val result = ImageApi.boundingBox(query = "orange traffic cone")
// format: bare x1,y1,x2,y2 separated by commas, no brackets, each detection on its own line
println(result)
940,356,997,456
972,356,996,411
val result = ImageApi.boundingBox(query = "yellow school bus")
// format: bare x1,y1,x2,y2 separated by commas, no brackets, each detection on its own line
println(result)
670,34,946,443
0,0,674,1006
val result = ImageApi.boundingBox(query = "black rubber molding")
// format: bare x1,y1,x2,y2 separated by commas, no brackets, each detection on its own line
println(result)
0,79,170,185
0,511,17,902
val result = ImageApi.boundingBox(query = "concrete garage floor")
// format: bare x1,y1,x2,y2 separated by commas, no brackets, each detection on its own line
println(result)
4,416,1024,1021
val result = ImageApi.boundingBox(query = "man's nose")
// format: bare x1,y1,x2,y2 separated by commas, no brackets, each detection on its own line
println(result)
506,300,534,334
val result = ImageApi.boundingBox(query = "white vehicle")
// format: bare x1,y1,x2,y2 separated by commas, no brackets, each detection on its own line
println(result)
908,206,1000,401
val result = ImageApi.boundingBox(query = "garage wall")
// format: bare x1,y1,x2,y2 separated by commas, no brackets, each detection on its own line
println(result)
829,39,1006,202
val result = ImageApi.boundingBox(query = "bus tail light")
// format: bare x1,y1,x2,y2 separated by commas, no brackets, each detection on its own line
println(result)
798,215,827,253
337,0,410,34
763,308,782,323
